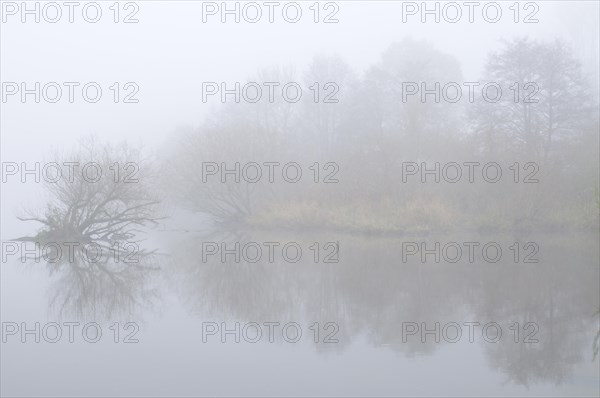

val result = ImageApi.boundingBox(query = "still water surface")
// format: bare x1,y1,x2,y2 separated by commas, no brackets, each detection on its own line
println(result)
1,223,599,396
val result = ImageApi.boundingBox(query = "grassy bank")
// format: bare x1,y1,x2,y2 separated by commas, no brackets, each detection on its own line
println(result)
243,198,599,235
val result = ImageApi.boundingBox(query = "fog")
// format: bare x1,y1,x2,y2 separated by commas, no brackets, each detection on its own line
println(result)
1,1,599,397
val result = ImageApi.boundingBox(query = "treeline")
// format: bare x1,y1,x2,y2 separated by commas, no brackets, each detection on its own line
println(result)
163,37,599,233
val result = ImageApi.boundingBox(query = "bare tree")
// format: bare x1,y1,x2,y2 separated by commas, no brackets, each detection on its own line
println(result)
473,38,593,162
17,137,162,257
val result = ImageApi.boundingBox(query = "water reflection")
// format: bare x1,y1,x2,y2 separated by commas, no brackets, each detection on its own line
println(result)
45,246,162,321
7,223,599,387
12,239,163,322
168,229,599,386
9,138,165,321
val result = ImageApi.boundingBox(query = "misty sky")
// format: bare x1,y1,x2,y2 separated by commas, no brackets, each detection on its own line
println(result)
1,0,599,235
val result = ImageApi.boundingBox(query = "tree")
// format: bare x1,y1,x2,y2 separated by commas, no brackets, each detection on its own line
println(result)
472,38,593,162
17,137,162,258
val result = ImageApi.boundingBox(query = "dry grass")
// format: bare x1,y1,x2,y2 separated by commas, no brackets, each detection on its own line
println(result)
246,198,457,234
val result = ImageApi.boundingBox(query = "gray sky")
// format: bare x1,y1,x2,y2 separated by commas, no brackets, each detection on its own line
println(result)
1,0,599,235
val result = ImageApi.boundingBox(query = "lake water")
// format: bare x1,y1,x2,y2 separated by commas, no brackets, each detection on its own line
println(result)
2,222,598,396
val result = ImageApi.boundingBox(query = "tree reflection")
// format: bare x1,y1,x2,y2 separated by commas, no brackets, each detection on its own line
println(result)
169,229,600,385
14,137,164,321
44,244,162,321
